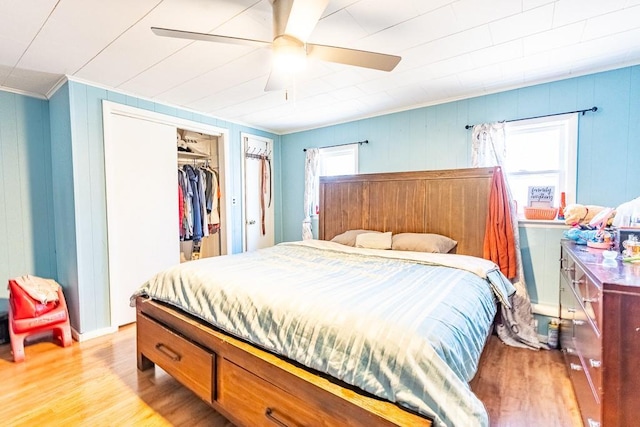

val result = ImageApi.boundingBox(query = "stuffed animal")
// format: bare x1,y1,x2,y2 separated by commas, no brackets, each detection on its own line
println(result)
563,204,614,226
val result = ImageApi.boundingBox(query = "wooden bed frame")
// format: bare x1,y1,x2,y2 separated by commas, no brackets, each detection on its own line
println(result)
136,167,495,426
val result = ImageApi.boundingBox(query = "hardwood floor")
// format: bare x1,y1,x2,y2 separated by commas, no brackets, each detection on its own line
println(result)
0,326,581,426
471,336,582,427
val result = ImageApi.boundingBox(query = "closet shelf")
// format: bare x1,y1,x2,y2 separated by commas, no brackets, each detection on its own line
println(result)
178,151,209,159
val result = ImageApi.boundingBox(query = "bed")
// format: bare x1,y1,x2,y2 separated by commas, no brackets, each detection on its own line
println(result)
133,167,509,427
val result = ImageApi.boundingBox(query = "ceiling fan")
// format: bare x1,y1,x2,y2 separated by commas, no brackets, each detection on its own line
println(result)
151,0,401,91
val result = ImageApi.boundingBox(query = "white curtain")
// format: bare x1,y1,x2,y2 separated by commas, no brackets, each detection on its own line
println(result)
302,148,319,240
472,123,542,349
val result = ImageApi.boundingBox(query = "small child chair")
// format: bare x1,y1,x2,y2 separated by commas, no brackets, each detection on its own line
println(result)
8,279,72,363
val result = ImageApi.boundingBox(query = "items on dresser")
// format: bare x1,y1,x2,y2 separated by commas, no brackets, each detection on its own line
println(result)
559,240,640,427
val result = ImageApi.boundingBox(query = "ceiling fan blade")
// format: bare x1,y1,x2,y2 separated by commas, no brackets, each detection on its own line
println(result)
151,27,270,48
307,43,401,72
264,68,294,92
273,0,329,42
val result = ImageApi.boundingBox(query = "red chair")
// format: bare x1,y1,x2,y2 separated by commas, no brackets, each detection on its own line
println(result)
8,284,72,363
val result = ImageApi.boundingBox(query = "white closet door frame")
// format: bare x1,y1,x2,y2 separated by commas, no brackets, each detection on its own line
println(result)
102,101,231,328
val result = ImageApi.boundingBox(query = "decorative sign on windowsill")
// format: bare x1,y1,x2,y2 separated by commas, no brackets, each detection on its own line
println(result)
527,186,555,208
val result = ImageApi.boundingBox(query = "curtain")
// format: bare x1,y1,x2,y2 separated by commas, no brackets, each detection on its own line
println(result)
472,123,542,349
302,148,319,240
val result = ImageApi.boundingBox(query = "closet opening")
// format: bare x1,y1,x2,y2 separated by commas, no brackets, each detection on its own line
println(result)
177,128,222,262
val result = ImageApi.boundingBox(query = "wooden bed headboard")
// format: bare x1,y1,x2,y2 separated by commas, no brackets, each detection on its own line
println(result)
318,167,495,258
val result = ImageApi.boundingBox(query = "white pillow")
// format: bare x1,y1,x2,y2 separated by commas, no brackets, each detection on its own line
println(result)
355,232,392,250
391,232,457,253
331,229,380,247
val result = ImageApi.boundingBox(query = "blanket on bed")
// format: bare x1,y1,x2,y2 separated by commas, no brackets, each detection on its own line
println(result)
132,240,515,427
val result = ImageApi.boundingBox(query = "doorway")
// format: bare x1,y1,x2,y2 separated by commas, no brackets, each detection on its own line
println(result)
242,133,274,252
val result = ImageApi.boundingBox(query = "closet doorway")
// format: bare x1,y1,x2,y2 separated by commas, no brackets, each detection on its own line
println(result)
177,129,223,262
242,133,274,252
103,101,231,327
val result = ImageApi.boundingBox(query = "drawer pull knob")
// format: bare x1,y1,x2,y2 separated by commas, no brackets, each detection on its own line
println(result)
588,418,601,427
589,359,602,368
570,363,583,371
155,343,181,362
573,319,585,326
265,407,289,427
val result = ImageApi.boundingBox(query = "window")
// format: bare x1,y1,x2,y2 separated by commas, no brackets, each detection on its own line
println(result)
503,114,578,217
318,144,359,177
313,144,358,215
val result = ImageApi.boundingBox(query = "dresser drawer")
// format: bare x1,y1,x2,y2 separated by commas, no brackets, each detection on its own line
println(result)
137,314,215,403
560,247,576,282
583,275,602,332
573,311,602,403
564,342,601,427
572,267,589,310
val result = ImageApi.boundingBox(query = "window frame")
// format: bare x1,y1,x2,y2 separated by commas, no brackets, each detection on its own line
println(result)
313,144,359,216
318,144,359,177
503,113,578,217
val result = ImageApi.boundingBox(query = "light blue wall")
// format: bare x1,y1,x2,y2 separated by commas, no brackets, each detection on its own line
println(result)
49,83,81,326
279,65,640,332
0,91,57,300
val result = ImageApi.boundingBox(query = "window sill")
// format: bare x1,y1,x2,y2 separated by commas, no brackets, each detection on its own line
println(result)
518,218,568,228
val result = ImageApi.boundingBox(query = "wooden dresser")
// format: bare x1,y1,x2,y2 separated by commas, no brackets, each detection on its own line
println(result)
559,240,640,427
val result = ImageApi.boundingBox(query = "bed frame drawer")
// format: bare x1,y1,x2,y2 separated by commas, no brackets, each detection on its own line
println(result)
137,314,215,403
218,357,353,427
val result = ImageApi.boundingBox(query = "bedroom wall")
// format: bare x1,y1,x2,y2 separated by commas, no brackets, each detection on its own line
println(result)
279,64,640,332
0,91,57,301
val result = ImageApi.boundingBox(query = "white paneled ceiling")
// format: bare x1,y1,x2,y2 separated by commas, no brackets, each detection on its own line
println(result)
1,0,640,134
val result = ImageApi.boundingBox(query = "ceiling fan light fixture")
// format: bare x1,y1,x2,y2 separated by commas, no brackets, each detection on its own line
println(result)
272,35,307,73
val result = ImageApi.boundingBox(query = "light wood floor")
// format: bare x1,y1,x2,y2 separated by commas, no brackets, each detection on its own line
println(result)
0,326,582,427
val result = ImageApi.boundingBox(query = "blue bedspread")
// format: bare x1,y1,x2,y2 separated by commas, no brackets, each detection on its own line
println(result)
132,240,515,427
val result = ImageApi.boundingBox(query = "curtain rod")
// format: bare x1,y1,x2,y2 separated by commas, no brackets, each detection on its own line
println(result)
464,106,597,130
303,140,368,152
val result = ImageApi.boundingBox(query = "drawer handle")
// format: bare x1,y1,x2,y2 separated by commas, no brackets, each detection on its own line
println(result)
572,319,585,326
583,297,598,303
155,343,182,362
570,363,583,371
265,408,288,427
589,359,601,368
563,266,575,272
566,347,575,354
588,418,600,427
572,279,584,285
567,308,576,313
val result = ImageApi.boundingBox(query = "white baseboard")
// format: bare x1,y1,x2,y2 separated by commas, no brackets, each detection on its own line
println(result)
531,302,559,318
71,325,118,342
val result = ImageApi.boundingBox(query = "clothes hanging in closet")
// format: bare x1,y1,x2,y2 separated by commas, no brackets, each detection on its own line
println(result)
179,164,221,242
